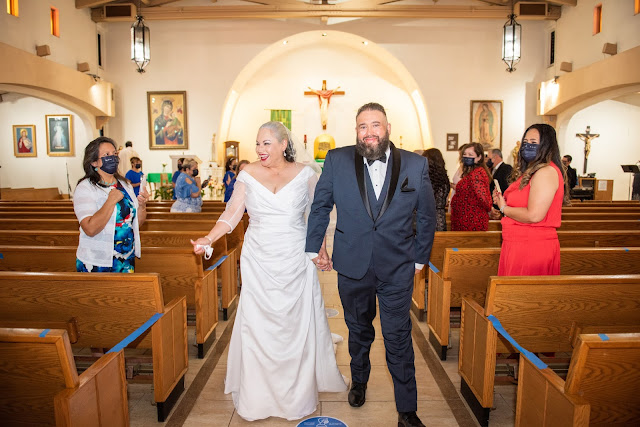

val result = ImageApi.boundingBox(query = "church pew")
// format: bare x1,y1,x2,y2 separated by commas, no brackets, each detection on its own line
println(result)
411,230,640,319
0,272,188,422
0,328,128,427
515,333,640,427
485,219,640,231
0,245,234,357
0,187,63,200
0,229,241,322
428,247,640,360
458,275,640,426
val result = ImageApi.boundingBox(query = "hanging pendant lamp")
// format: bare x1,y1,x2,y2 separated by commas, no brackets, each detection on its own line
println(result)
502,2,521,73
131,3,150,73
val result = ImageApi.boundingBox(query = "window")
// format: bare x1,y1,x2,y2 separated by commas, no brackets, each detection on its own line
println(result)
548,30,556,66
593,4,602,35
50,6,59,37
97,33,103,68
6,0,18,16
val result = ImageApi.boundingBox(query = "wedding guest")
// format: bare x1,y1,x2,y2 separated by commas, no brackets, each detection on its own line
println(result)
450,142,492,231
423,148,450,231
74,137,148,273
223,157,238,202
171,158,202,212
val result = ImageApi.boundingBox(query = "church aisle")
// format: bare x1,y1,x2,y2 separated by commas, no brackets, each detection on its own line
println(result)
152,269,472,427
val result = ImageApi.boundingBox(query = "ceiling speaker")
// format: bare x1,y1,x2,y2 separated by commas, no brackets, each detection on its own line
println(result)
104,4,135,19
515,2,548,19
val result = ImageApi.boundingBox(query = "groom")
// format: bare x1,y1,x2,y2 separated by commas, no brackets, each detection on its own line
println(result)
306,103,436,427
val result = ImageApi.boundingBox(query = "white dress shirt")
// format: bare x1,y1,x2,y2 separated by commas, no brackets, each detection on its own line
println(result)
364,147,391,200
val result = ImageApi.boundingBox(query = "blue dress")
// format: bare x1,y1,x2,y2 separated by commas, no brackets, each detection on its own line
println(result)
171,172,203,212
76,183,137,273
224,170,236,202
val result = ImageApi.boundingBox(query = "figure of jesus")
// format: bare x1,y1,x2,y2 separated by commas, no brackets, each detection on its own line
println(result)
305,80,345,130
576,126,600,173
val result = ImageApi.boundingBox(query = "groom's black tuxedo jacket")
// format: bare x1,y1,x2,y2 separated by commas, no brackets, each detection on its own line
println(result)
306,143,436,282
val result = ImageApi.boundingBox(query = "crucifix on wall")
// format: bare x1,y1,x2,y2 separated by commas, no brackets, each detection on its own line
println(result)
576,126,600,174
304,80,345,130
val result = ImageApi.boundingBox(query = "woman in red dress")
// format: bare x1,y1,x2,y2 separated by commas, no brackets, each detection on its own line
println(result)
450,142,492,231
493,124,569,276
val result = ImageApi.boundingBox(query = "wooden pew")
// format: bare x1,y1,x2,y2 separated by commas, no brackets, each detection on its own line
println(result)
412,230,640,320
428,247,640,360
0,272,188,422
0,187,63,200
516,333,640,426
458,275,640,426
0,245,231,358
0,328,128,426
412,231,502,319
485,220,640,231
516,333,640,427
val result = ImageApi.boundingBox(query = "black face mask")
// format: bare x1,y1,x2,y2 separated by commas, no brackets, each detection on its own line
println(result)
521,142,539,163
192,168,199,177
231,165,237,171
134,164,142,169
462,157,475,167
486,159,494,169
99,155,119,174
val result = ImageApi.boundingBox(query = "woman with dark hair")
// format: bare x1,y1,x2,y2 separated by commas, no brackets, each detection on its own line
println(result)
493,123,568,275
191,121,346,421
450,142,492,231
73,136,148,272
223,157,238,202
423,148,450,231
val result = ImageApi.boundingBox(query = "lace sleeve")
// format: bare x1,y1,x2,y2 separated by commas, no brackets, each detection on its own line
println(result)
216,180,247,233
305,169,319,222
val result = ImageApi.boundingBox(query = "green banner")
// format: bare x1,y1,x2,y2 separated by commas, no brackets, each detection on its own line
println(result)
270,110,291,130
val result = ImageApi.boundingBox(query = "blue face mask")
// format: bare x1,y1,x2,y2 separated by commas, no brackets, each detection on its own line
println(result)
520,142,539,163
462,156,475,167
99,155,119,174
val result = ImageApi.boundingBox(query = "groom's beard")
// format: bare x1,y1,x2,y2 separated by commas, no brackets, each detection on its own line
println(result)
355,131,391,161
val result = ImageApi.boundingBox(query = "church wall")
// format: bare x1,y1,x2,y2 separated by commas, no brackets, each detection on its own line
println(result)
100,18,548,181
562,100,640,201
0,94,90,193
545,0,640,80
0,0,98,74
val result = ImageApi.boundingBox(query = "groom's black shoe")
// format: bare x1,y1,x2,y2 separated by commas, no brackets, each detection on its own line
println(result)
348,382,367,407
398,411,425,427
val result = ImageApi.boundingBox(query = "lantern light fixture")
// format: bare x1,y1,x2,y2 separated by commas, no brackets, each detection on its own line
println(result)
502,1,521,73
131,3,150,73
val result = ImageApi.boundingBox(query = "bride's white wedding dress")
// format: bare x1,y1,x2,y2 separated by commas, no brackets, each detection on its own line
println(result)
218,166,347,421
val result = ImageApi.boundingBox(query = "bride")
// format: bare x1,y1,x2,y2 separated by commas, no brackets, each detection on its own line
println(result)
192,121,347,421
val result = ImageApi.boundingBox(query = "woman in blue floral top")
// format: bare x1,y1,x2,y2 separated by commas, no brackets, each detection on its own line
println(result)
73,137,149,272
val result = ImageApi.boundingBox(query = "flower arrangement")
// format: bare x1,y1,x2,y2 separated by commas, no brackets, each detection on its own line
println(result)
208,178,223,197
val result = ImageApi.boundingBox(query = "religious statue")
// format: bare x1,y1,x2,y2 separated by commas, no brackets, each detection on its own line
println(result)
576,126,600,174
511,140,521,168
304,80,345,130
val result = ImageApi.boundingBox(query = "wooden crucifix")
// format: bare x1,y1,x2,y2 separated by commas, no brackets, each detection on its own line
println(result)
576,126,600,174
304,80,345,130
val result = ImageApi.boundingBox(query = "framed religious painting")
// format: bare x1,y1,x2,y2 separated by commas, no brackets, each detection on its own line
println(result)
147,91,189,149
13,124,37,157
470,100,503,151
45,115,74,156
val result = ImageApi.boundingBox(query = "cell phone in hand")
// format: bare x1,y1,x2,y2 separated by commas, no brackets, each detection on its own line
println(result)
493,179,501,194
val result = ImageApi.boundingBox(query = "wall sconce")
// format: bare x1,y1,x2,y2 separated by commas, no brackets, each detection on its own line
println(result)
502,1,522,73
602,43,617,56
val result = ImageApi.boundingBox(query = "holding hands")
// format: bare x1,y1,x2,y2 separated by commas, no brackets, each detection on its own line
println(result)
312,246,333,272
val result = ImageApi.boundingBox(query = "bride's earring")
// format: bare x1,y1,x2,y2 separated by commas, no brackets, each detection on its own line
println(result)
283,151,286,157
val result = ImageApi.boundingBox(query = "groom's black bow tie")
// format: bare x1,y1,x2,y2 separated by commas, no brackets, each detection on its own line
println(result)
366,154,387,166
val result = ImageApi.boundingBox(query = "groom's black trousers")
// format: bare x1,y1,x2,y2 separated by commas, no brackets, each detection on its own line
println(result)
337,263,417,413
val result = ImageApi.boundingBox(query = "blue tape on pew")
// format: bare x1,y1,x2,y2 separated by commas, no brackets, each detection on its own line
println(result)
452,248,459,252
598,333,610,341
39,329,50,337
107,312,163,354
0,253,3,259
624,247,629,252
206,255,228,271
429,262,439,273
487,315,548,370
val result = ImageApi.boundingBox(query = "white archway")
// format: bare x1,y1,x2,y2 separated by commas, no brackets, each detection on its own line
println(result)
216,30,432,160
